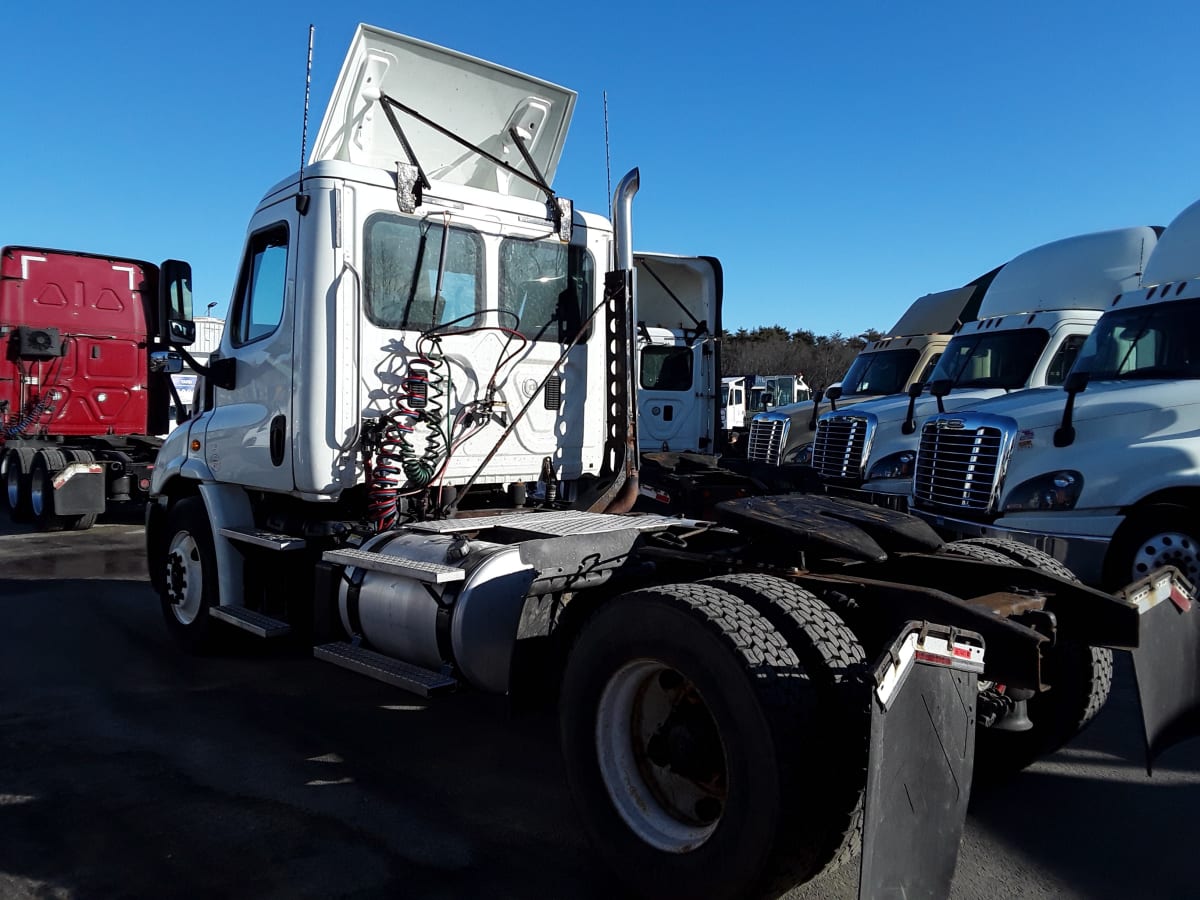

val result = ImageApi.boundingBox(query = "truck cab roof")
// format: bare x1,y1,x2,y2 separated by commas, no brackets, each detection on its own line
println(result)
976,226,1159,318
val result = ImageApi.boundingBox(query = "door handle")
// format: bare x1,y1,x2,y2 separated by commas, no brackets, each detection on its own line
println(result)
270,415,286,467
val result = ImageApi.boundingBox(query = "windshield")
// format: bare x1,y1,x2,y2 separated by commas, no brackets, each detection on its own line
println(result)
927,328,1050,390
1073,297,1200,381
840,348,920,396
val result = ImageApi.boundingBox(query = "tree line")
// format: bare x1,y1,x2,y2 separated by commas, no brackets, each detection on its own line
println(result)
719,326,885,391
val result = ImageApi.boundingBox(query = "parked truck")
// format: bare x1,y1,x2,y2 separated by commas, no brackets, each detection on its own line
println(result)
806,226,1159,508
0,246,181,530
145,25,1200,900
745,272,996,466
913,196,1200,591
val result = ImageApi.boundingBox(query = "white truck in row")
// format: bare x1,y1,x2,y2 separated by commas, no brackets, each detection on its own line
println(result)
805,226,1160,509
914,196,1200,592
745,274,994,467
145,24,1200,900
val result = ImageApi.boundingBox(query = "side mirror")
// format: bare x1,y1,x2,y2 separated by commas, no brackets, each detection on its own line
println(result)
901,382,924,435
159,259,195,347
808,389,825,431
1054,371,1090,447
1064,370,1090,395
149,351,184,375
928,378,951,414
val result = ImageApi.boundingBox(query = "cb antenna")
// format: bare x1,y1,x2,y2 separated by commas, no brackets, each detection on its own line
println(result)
297,24,315,214
603,90,612,206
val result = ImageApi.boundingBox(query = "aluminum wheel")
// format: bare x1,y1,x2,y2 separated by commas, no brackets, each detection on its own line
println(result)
595,658,727,853
1132,529,1200,582
166,530,205,625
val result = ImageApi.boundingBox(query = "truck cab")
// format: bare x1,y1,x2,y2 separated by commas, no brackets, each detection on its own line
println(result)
810,226,1159,506
744,275,993,465
912,200,1200,588
635,253,721,455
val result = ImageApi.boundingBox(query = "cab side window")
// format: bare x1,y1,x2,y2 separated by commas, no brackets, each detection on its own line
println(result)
232,223,289,346
1045,334,1087,385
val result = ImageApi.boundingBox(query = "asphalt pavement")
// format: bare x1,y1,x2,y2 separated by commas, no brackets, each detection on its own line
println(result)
0,513,1196,899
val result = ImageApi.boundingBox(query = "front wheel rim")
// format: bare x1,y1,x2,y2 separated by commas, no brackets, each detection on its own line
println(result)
595,659,727,853
1132,530,1200,583
166,531,204,625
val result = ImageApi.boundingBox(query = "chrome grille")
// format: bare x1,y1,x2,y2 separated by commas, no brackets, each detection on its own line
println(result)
747,416,788,464
913,414,1016,515
812,413,875,483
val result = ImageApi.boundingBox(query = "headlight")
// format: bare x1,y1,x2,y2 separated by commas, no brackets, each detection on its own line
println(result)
787,442,814,466
868,451,916,481
1002,471,1084,512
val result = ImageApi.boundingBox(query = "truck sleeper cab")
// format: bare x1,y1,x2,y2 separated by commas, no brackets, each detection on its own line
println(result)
745,273,995,466
912,199,1200,588
809,226,1159,508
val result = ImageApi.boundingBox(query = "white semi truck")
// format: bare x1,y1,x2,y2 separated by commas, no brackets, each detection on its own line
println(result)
806,226,1159,508
145,25,1200,900
913,195,1200,591
745,274,995,466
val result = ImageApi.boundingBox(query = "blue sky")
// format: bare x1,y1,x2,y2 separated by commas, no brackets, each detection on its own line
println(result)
4,2,1198,336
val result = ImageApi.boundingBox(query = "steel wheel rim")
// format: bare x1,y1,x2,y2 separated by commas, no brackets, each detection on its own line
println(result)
3,457,20,509
1133,530,1200,582
166,531,204,625
595,658,727,853
30,468,47,516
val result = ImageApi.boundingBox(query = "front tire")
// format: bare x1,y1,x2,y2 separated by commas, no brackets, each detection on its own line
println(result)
159,497,221,653
560,583,862,900
1106,505,1200,590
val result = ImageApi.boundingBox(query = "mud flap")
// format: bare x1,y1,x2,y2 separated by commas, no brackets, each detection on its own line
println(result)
859,622,985,900
1120,567,1200,773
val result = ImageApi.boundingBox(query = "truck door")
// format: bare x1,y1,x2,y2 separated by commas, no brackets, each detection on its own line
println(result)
202,207,297,491
634,254,721,454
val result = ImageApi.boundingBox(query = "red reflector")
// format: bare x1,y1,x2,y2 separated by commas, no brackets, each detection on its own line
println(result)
915,650,954,667
1171,585,1193,613
953,646,972,659
139,478,151,490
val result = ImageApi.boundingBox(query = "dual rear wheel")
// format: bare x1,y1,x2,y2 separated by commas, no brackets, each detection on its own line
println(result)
560,576,866,900
2,447,97,530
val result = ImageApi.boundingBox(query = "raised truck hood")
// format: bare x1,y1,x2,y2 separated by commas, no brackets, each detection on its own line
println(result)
310,24,576,202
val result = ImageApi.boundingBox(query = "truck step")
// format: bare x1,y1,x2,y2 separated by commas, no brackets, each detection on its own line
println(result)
313,642,457,697
322,548,466,583
209,605,292,638
220,527,307,551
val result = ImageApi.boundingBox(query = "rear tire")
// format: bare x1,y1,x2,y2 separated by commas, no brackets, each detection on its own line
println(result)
559,583,864,900
30,449,98,532
943,538,1114,775
948,536,1077,581
2,447,37,523
699,573,867,874
159,497,222,654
